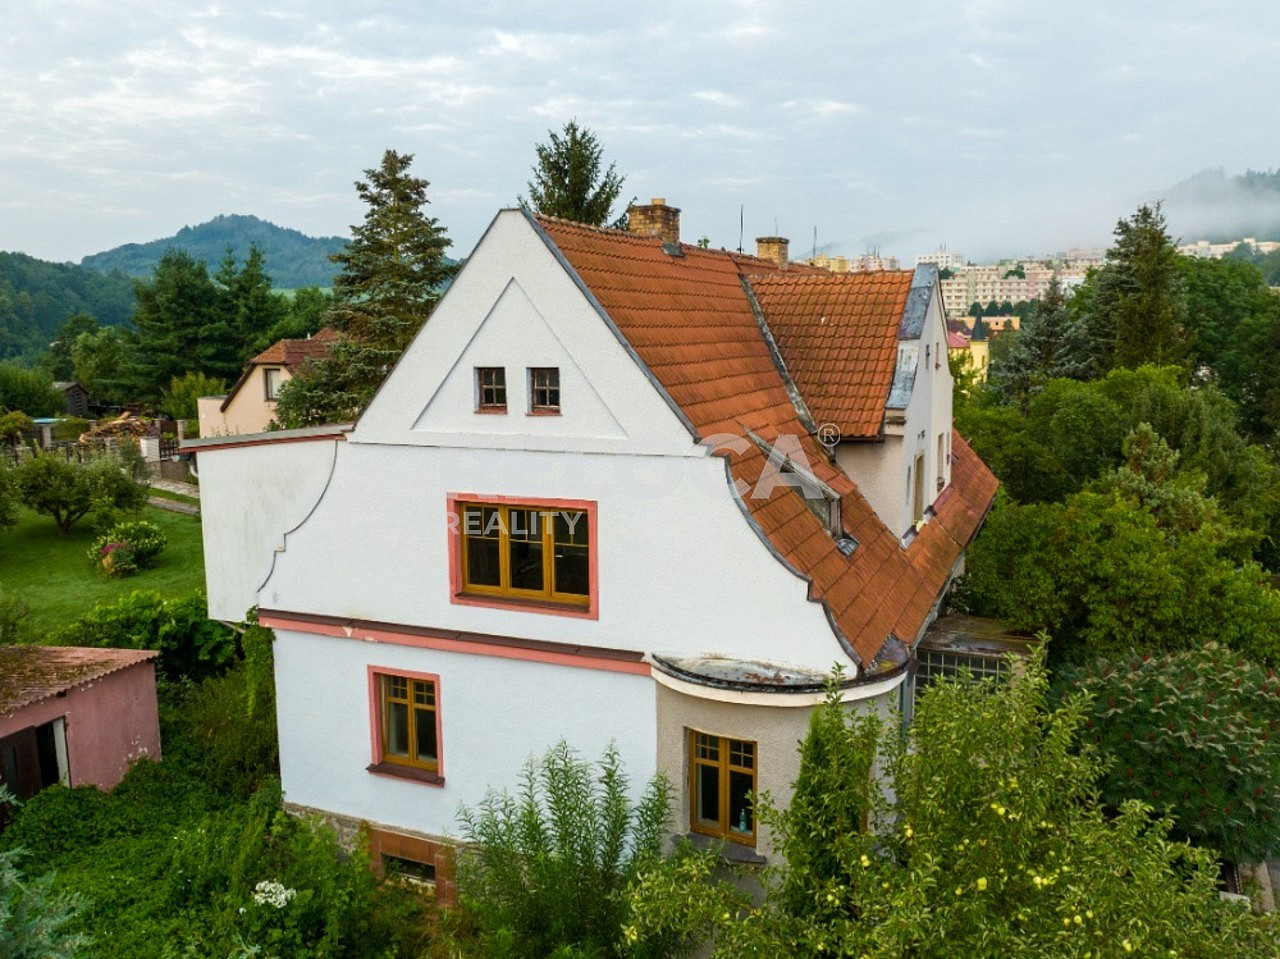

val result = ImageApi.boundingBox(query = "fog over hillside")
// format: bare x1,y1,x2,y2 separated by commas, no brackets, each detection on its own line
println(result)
1153,169,1280,245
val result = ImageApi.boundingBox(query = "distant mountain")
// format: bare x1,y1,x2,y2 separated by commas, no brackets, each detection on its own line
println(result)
1157,168,1280,244
0,252,135,362
80,214,349,289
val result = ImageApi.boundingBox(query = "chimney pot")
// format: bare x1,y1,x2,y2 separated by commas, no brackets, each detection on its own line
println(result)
628,198,681,245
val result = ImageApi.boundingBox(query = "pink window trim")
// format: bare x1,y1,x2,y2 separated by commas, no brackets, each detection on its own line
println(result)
446,493,599,620
367,664,445,782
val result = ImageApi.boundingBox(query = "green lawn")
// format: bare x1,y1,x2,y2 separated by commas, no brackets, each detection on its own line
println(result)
0,505,206,637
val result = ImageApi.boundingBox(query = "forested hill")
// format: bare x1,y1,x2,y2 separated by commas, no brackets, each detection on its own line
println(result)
1161,167,1280,243
80,214,348,289
0,252,135,361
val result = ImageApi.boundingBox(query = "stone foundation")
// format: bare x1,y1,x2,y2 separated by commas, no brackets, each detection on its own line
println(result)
283,802,459,905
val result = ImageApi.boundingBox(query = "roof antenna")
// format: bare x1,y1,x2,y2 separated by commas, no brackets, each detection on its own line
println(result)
737,205,744,253
813,225,817,260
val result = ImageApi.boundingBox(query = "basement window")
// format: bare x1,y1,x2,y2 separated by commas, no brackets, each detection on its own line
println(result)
382,854,436,889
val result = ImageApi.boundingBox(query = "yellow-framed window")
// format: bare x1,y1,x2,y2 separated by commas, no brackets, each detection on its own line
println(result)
459,503,590,606
380,675,439,772
690,731,756,844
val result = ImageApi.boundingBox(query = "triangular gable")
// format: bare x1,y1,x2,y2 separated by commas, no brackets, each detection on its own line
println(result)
352,210,701,457
408,278,627,441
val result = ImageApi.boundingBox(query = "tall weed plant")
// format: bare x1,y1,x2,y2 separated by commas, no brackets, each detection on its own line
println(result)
456,742,674,959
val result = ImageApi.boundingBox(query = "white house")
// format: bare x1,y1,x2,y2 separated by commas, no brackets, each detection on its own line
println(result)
186,201,996,898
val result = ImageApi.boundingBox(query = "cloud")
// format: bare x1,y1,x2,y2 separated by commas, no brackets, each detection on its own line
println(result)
693,90,740,108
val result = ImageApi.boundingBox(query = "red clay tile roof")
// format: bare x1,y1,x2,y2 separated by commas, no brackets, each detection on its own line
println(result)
0,646,158,717
221,328,342,412
751,271,914,439
534,214,998,666
250,327,341,368
947,330,970,349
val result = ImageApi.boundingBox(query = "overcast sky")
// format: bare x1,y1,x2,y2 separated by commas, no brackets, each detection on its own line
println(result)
3,1,1279,267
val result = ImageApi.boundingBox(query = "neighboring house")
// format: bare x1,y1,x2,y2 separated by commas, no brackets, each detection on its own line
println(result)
0,646,161,800
186,201,996,896
196,329,339,437
946,325,989,383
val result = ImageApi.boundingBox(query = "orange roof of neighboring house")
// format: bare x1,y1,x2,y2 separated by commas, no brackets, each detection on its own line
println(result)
751,271,914,439
221,328,341,413
534,214,997,665
249,327,341,367
947,330,970,349
0,646,158,717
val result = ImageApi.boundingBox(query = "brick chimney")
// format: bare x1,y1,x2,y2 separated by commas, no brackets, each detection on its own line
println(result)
755,236,789,269
628,198,681,244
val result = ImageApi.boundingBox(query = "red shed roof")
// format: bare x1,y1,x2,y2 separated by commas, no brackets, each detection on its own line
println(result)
751,271,914,439
0,646,158,717
534,214,997,666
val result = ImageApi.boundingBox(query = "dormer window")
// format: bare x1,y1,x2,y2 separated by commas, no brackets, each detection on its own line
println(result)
529,367,560,414
476,367,507,412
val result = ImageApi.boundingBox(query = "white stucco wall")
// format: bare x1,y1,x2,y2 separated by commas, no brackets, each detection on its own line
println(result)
251,439,844,674
356,210,697,458
197,437,341,622
274,629,657,840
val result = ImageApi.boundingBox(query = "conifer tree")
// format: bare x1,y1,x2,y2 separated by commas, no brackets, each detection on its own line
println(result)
1086,203,1187,371
523,120,627,227
275,150,454,427
128,249,241,400
214,243,287,360
991,277,1094,408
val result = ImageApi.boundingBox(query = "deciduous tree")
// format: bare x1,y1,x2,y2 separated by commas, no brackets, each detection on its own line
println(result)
624,652,1280,956
13,451,147,535
0,363,63,417
1065,645,1280,864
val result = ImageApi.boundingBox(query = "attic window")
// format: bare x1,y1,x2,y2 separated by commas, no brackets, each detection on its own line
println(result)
529,367,560,414
743,428,848,542
476,368,507,412
786,464,843,536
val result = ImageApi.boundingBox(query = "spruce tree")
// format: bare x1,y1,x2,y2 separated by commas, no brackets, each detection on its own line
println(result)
214,243,287,361
128,249,239,400
991,277,1094,409
1086,203,1187,371
274,150,454,427
523,120,627,227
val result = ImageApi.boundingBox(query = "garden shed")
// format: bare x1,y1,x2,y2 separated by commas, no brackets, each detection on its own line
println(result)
0,645,161,800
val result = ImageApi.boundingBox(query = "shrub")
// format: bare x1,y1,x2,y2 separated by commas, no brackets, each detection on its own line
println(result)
457,742,675,959
0,846,90,959
0,589,30,644
160,781,426,958
1064,644,1280,863
0,410,34,445
88,520,167,575
55,590,236,682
